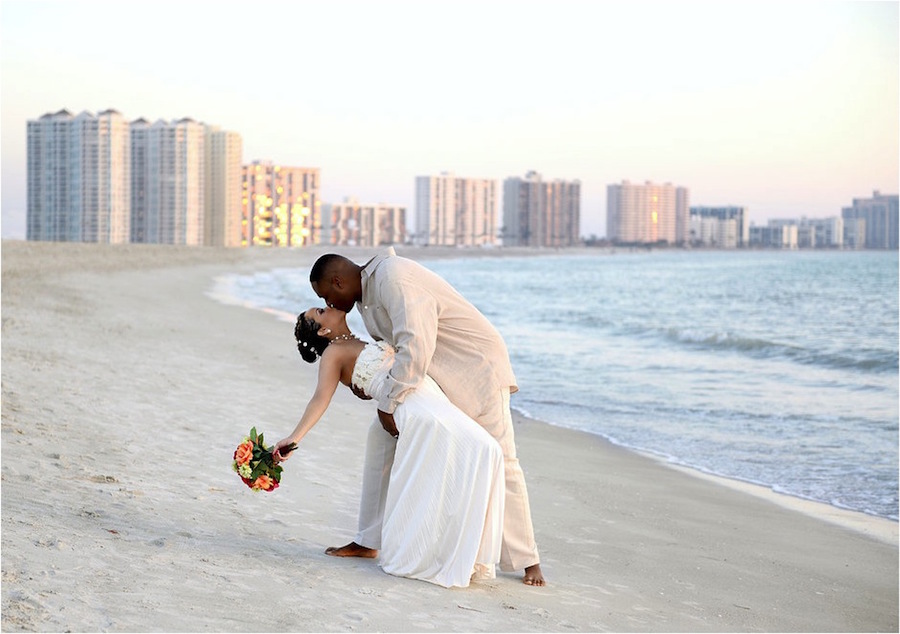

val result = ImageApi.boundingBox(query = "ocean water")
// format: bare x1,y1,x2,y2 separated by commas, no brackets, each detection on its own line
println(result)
210,249,899,521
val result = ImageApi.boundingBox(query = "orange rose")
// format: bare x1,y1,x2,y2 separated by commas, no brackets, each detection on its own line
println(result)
234,441,254,466
252,474,276,491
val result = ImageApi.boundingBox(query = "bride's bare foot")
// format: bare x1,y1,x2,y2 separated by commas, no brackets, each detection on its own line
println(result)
522,563,546,586
324,541,378,558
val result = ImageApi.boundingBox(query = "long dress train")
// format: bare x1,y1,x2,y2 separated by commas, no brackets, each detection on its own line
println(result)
351,341,505,588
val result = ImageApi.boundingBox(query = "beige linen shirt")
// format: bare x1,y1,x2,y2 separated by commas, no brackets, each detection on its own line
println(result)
358,250,517,419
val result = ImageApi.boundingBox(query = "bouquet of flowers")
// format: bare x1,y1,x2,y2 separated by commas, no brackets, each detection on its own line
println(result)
232,427,296,492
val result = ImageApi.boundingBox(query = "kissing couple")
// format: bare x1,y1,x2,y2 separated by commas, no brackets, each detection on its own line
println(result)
272,249,545,588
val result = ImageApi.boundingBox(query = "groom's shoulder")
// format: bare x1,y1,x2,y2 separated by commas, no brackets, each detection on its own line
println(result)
375,255,445,288
382,253,425,274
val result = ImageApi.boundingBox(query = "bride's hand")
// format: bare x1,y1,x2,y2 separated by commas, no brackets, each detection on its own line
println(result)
272,439,297,463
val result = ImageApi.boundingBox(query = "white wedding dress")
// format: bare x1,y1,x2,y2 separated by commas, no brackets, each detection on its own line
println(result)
351,341,505,588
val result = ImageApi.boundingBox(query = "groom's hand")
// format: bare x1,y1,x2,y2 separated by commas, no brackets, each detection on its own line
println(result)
378,410,399,438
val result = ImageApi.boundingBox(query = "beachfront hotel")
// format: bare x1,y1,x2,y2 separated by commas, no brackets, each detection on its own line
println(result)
27,109,131,243
204,127,244,247
688,206,749,248
502,171,581,247
328,197,406,247
607,180,689,245
414,173,498,247
749,222,799,249
797,216,844,249
130,119,242,246
242,161,321,247
841,191,899,249
130,117,207,245
27,109,243,247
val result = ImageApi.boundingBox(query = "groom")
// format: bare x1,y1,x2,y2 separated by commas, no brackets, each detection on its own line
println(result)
310,249,545,586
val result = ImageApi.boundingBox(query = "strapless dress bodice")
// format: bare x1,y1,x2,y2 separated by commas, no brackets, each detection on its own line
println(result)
351,340,395,398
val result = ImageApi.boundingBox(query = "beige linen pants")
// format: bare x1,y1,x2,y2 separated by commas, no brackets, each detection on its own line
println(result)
355,387,540,572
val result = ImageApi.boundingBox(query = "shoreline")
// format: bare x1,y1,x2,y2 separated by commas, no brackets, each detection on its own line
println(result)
3,240,897,632
513,412,900,545
640,448,898,543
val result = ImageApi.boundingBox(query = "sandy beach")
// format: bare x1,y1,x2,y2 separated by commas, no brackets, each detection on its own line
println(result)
1,240,897,633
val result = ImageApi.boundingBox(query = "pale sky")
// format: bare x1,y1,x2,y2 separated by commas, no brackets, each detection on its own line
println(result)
1,0,897,239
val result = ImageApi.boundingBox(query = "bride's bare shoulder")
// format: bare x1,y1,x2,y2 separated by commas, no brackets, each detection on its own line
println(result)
321,340,365,364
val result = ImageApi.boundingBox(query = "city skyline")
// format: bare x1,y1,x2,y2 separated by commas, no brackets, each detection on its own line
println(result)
2,0,898,240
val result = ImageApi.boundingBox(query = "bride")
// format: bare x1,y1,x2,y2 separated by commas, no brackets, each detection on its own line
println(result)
272,306,505,588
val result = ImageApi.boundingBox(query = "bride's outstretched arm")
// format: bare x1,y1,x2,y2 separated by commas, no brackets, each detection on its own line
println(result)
273,354,342,461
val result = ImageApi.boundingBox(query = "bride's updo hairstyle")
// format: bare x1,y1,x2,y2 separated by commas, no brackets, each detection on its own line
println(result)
294,312,330,364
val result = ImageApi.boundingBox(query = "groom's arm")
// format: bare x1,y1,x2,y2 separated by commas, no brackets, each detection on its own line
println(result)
372,264,438,416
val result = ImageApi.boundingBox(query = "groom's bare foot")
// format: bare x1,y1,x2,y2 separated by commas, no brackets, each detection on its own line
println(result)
324,541,378,558
522,563,546,586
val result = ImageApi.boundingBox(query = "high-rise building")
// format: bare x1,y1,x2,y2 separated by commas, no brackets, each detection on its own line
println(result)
330,197,406,246
689,206,748,248
841,191,899,249
843,216,867,249
415,173,498,247
797,217,843,249
130,117,206,245
204,127,243,247
29,108,241,246
242,162,321,247
27,109,131,243
502,171,581,247
748,217,844,249
130,118,150,243
749,221,799,249
607,180,689,245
